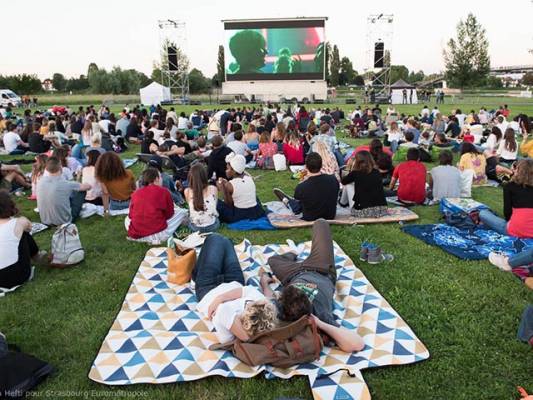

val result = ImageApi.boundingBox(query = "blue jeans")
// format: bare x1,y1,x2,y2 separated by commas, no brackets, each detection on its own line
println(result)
390,140,399,153
509,247,533,268
110,198,130,210
192,233,244,301
216,199,265,223
287,198,303,214
70,191,86,222
333,149,345,167
9,147,26,155
188,218,220,233
479,209,508,235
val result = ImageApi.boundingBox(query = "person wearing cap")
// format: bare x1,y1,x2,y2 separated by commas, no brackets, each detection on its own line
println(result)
216,153,265,223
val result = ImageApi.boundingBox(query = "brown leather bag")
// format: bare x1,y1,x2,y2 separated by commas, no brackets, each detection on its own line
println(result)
210,316,323,368
166,239,196,285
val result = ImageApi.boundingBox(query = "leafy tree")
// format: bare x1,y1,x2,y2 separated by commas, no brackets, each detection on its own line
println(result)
189,68,210,93
52,73,67,91
408,70,425,83
324,42,331,82
443,13,490,88
151,62,162,84
339,57,355,85
353,75,365,86
216,45,225,86
66,75,89,92
0,74,42,94
522,72,533,86
329,45,341,86
390,65,409,83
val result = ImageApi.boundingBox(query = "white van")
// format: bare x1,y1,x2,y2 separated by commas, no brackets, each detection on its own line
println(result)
0,89,22,107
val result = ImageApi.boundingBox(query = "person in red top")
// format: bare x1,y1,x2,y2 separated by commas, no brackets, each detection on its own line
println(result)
479,159,533,238
389,148,427,204
126,168,183,242
283,132,304,165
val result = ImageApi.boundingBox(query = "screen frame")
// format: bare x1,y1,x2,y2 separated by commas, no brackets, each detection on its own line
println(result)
223,18,327,82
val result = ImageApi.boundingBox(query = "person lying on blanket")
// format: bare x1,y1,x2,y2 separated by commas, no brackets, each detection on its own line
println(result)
260,219,365,353
194,233,279,344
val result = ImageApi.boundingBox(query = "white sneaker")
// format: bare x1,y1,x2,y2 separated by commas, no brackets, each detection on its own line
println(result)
488,252,511,272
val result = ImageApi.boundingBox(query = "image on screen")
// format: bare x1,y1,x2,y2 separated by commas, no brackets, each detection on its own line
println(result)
224,22,325,81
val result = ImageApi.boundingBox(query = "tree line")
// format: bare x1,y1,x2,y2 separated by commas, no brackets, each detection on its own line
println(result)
1,13,524,95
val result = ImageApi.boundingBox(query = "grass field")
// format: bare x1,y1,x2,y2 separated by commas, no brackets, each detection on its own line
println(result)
1,100,532,400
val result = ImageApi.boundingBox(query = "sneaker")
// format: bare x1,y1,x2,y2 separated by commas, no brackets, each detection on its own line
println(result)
488,252,512,272
273,188,291,207
360,242,371,262
367,246,394,264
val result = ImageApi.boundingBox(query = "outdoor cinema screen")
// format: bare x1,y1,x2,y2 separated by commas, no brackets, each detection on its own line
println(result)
223,19,326,81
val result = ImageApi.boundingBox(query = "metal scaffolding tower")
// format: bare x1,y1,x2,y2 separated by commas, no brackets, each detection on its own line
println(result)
365,14,394,103
157,19,189,103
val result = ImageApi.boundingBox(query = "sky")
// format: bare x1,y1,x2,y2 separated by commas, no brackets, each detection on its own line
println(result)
3,0,532,80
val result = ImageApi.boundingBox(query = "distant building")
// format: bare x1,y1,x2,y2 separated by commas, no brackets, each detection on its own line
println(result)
490,65,533,87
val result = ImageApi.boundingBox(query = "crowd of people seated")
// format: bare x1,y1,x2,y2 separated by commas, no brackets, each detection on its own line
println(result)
0,101,532,303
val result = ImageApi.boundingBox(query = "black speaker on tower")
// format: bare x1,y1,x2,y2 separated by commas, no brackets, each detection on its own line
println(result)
167,46,178,72
374,42,384,68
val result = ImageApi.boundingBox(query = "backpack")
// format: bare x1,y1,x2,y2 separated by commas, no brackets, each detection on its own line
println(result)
210,316,323,368
50,223,84,268
0,335,54,399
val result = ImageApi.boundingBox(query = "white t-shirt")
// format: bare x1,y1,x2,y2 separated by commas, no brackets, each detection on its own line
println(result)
456,114,466,127
484,134,501,152
0,218,20,269
231,175,257,209
99,120,111,133
497,122,508,135
82,166,103,200
196,281,266,343
497,140,518,161
177,117,189,130
3,131,21,153
387,129,403,142
152,129,165,143
227,140,249,156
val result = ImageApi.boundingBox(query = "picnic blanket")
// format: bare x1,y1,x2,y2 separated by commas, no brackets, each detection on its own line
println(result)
226,216,276,231
89,240,429,399
402,224,533,260
265,201,418,229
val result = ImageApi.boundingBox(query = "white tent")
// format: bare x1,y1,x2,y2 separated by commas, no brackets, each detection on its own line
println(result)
139,82,171,106
390,79,418,105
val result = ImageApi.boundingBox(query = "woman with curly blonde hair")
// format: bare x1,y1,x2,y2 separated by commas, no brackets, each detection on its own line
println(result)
195,233,278,343
479,159,533,239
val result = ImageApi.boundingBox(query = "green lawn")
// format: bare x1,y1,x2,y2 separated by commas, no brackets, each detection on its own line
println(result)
1,102,532,400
